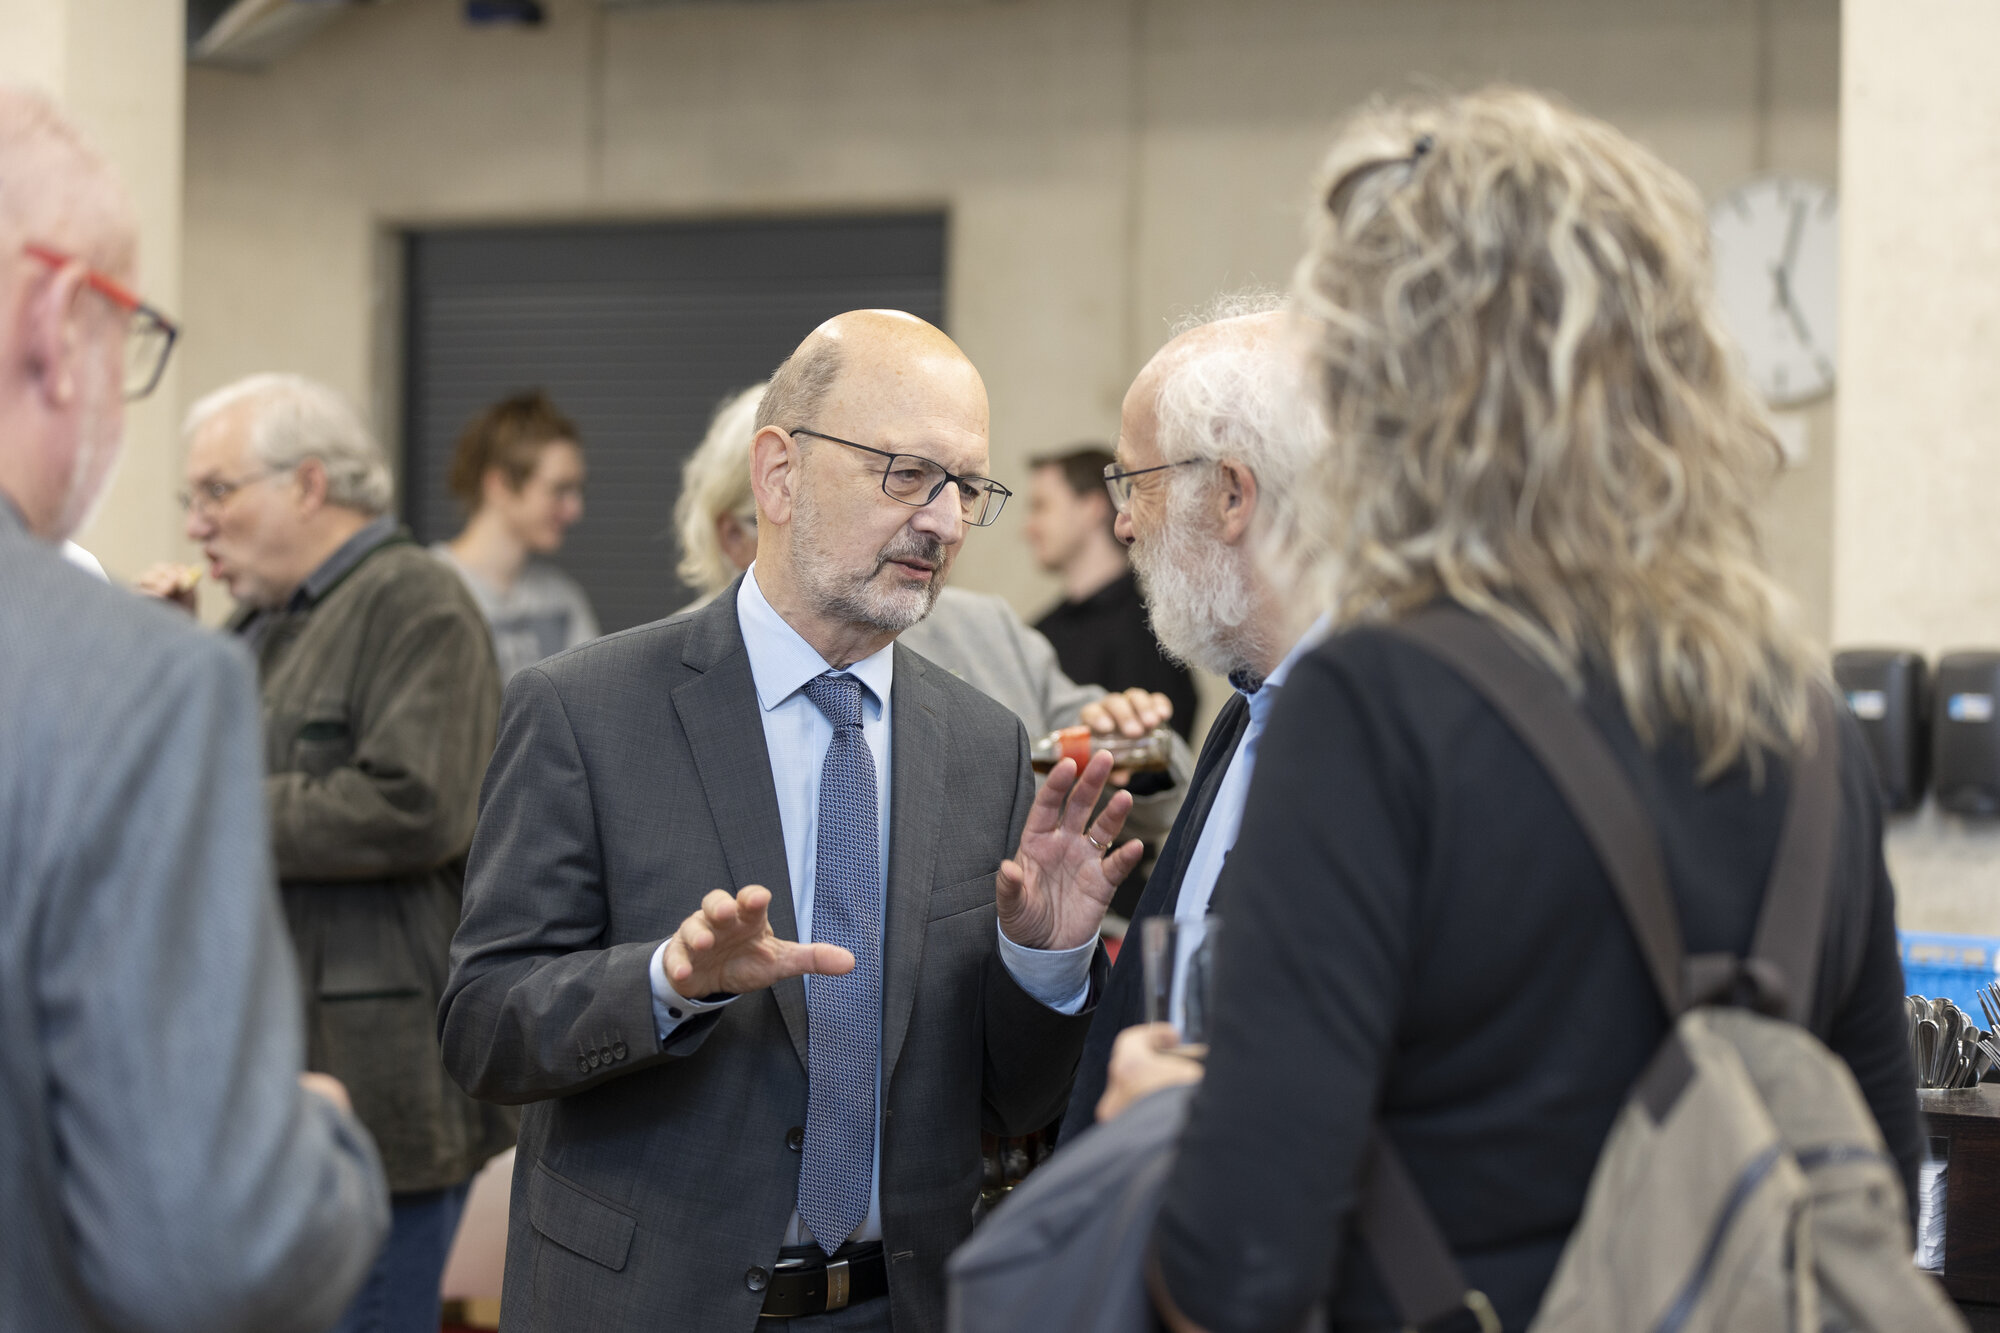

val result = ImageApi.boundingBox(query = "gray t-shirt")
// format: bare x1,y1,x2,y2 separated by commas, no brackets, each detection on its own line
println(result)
432,543,601,680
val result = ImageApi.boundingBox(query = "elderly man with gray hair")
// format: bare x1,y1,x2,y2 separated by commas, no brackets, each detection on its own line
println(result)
147,372,516,1333
1061,294,1332,1138
2,86,388,1333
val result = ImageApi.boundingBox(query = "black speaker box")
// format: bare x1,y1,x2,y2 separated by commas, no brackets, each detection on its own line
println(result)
1833,649,1931,812
1933,651,2000,817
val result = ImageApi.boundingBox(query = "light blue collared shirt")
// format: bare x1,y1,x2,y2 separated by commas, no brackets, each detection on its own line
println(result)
648,565,1093,1246
1166,615,1332,1026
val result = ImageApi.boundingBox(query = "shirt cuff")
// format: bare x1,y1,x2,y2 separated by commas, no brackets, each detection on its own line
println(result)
995,922,1095,1014
650,939,737,1042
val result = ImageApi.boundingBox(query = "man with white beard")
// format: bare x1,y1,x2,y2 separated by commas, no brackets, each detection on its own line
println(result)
1060,301,1330,1138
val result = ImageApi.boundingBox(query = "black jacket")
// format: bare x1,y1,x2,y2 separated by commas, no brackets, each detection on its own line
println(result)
1152,625,1921,1333
1061,691,1254,1139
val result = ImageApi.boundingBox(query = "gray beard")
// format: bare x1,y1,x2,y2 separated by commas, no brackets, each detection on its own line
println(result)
790,485,945,635
1130,493,1263,679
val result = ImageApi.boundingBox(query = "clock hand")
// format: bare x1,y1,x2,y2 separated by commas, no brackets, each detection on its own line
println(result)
1780,197,1808,279
1778,287,1817,352
1769,197,1818,350
1765,258,1818,350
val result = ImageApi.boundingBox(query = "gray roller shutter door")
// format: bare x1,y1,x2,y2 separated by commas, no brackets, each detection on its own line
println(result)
402,214,947,632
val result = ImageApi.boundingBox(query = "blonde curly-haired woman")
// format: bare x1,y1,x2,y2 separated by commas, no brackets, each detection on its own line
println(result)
1128,88,1918,1333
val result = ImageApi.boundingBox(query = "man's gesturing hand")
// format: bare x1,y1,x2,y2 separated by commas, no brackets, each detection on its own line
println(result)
662,886,854,999
997,749,1143,952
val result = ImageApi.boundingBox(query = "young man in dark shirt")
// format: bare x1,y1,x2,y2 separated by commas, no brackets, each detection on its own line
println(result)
1025,445,1197,738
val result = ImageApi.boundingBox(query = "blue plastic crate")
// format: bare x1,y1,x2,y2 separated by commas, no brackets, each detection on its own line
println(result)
1901,930,2000,1020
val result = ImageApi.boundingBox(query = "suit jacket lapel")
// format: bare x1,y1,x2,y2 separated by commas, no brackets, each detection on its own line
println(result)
881,644,946,1084
1059,691,1256,1140
673,580,810,1068
1130,692,1254,925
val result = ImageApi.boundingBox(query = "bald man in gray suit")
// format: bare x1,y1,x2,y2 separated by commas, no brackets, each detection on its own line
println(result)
442,311,1141,1331
0,85,386,1333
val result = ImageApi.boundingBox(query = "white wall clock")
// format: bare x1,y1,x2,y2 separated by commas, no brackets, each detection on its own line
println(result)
1709,174,1839,409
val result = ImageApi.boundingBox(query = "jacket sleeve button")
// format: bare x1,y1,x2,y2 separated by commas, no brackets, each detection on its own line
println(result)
785,1126,805,1151
746,1267,769,1292
612,1041,628,1060
577,1057,591,1074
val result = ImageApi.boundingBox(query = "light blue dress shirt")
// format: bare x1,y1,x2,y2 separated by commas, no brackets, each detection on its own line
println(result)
647,565,1094,1245
1166,615,1331,1027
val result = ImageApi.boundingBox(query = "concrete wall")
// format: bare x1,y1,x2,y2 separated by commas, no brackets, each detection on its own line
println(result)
1839,0,2000,933
84,0,2000,929
176,0,1842,644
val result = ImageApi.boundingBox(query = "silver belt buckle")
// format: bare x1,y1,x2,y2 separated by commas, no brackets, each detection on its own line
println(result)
825,1256,851,1312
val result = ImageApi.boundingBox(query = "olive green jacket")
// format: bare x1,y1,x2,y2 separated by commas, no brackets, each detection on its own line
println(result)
238,529,515,1192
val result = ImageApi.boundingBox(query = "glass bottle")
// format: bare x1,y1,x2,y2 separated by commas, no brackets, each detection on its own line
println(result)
1028,724,1173,774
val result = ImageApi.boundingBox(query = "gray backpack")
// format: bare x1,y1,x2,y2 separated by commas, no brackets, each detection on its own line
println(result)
947,1078,1195,1333
1362,611,1963,1333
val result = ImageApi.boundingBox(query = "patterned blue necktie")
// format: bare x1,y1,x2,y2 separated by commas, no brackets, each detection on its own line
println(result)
797,671,882,1254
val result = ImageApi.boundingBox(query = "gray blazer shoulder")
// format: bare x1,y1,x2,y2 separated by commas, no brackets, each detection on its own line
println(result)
0,522,388,1333
899,585,1104,735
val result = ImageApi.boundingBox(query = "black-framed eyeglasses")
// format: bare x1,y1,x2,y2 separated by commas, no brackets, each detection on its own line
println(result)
789,428,1012,527
22,243,180,400
1102,458,1205,513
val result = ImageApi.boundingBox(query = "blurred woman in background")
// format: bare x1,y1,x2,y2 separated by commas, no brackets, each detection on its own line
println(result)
672,383,764,614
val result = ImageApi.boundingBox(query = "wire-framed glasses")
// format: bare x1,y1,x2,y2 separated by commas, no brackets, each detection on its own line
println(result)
1102,458,1206,513
789,428,1012,527
177,469,276,518
22,242,180,400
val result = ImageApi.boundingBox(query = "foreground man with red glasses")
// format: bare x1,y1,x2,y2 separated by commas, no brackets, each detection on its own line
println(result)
0,84,388,1331
442,310,1136,1331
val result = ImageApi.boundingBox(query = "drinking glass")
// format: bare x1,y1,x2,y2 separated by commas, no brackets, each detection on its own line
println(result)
1140,915,1222,1054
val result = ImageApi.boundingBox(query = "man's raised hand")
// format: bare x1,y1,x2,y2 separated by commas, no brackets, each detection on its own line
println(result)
997,749,1143,952
661,886,854,999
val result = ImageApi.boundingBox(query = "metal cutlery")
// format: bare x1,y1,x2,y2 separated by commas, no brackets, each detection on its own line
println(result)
1906,994,1999,1089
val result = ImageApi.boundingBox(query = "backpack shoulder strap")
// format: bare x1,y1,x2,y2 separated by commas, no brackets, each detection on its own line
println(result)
1357,607,1845,1330
1389,606,1687,1014
1744,687,1844,1024
1357,606,1687,1331
1358,1132,1503,1332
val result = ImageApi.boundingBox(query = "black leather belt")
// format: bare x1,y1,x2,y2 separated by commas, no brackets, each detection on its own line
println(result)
758,1242,888,1319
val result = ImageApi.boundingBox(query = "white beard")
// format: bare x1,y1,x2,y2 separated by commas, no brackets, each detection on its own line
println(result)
1130,482,1263,679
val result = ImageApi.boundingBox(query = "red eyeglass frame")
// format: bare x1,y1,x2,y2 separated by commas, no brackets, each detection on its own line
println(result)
21,242,180,399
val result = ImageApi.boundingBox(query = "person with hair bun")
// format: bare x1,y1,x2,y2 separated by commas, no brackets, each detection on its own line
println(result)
1107,87,1921,1333
434,389,599,680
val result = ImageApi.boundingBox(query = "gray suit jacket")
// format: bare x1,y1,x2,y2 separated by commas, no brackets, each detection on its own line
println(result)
440,581,1103,1332
0,504,388,1332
